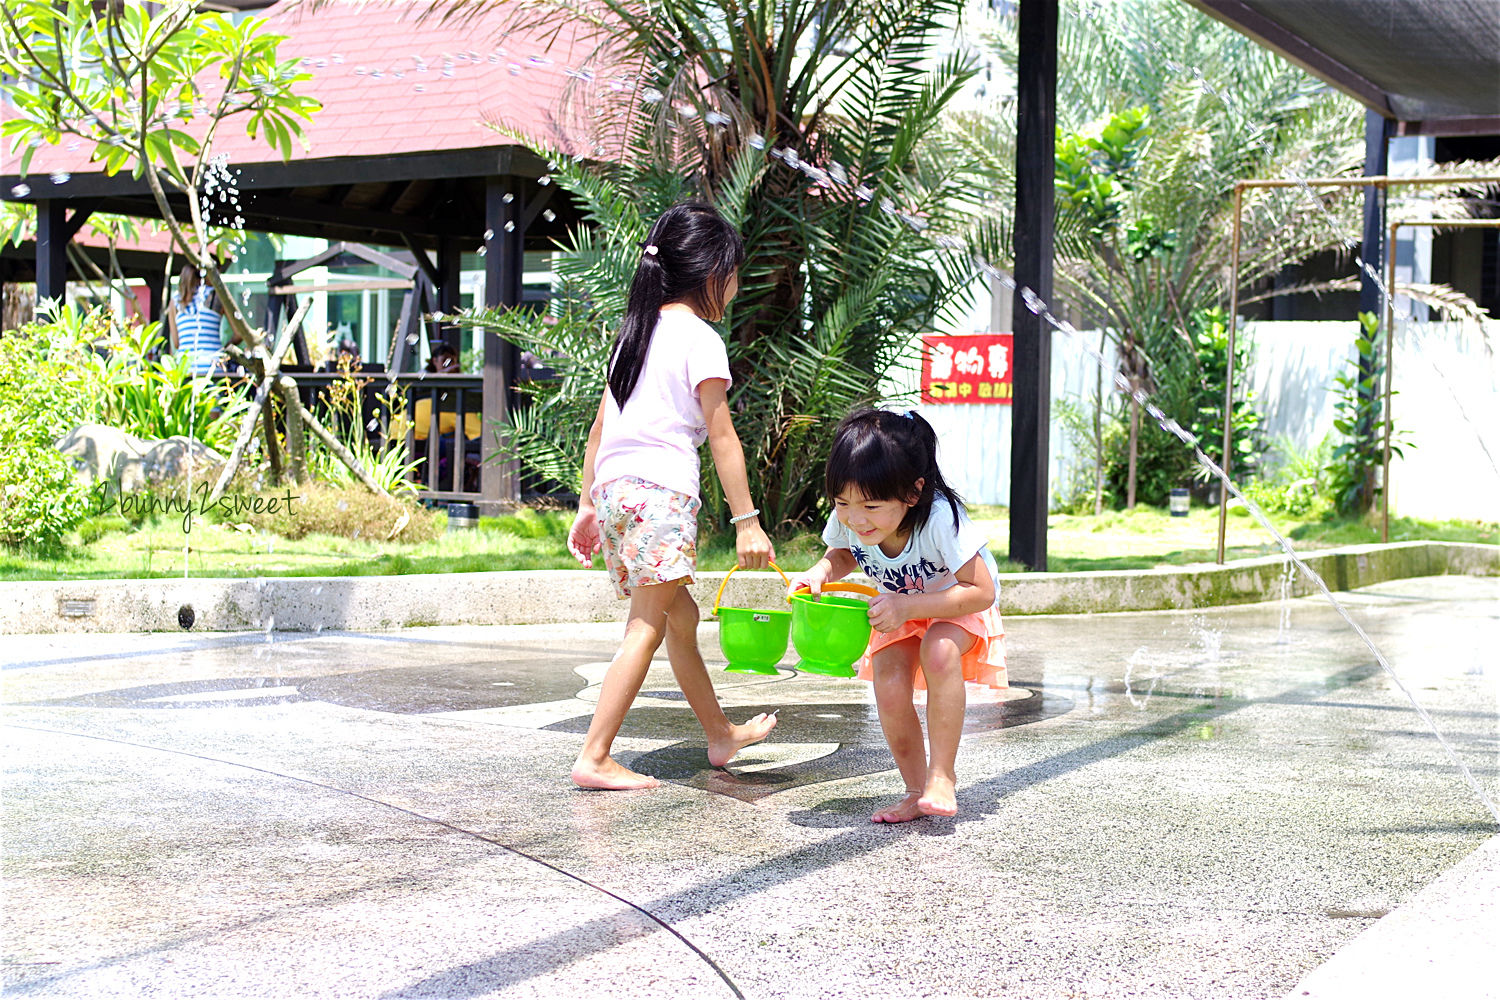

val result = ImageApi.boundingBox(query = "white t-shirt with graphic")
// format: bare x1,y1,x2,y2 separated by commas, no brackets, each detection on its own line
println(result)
822,500,1000,602
593,308,732,500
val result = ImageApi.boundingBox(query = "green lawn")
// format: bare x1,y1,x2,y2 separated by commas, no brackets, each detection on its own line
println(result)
2,502,1493,582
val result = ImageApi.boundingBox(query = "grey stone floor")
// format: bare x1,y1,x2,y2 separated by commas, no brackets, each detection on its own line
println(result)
2,575,1497,999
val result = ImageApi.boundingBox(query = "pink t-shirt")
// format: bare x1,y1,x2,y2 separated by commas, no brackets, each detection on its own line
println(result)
593,308,732,499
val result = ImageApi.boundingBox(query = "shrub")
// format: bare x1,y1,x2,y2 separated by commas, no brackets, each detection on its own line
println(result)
241,482,441,543
0,445,91,553
0,302,107,448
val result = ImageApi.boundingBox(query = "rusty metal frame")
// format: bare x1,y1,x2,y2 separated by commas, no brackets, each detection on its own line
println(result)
1218,174,1500,563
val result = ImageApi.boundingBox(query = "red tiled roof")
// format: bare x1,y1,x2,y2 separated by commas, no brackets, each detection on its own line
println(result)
6,0,622,179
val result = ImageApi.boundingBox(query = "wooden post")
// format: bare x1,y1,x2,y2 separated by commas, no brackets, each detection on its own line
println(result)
1009,0,1058,572
481,176,521,509
35,200,68,304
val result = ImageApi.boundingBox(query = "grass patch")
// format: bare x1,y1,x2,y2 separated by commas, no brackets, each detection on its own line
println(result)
1,499,1493,582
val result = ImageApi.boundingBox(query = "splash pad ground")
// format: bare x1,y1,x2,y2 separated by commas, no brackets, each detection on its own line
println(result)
2,575,1496,999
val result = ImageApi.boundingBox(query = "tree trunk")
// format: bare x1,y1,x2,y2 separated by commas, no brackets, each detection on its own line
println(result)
262,395,284,486
1126,395,1140,510
277,376,308,484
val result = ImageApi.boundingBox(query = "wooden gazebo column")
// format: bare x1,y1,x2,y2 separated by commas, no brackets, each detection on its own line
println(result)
34,200,69,303
1009,0,1058,571
480,177,521,508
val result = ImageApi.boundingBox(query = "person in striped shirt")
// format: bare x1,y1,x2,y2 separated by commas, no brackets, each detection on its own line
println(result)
167,263,225,376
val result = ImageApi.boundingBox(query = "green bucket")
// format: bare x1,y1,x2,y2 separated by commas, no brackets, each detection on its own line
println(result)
713,563,792,674
789,583,877,678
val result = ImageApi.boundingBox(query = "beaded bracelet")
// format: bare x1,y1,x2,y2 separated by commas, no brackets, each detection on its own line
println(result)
729,508,761,524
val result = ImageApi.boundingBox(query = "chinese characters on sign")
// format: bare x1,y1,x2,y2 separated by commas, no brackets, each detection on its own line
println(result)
921,333,1014,404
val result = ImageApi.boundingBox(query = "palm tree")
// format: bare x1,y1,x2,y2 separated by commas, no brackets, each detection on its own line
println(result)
945,0,1379,508
423,0,982,527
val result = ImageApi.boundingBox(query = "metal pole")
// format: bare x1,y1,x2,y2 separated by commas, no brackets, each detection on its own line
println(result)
1382,220,1398,543
1217,182,1244,564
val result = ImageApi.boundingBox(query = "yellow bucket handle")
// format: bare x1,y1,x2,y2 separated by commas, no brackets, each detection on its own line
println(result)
788,580,879,601
713,561,791,616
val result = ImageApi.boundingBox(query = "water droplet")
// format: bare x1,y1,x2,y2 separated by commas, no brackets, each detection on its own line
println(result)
406,333,419,345
538,176,551,186
502,192,514,204
642,88,664,104
704,110,731,126
477,246,488,256
10,184,30,197
527,55,553,67
414,84,426,93
366,419,380,432
854,185,873,201
542,209,556,222
504,220,515,232
508,63,522,76
747,133,766,150
484,228,495,240
49,171,70,185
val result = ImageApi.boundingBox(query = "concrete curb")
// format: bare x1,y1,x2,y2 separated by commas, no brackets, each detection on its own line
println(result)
1,540,1495,635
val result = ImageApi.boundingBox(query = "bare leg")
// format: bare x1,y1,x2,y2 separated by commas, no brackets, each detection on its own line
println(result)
916,623,974,817
571,582,679,790
870,638,928,823
663,587,777,767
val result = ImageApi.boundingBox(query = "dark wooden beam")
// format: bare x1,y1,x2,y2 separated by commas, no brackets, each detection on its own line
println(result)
400,234,443,289
239,194,474,241
1009,0,1057,572
2,146,552,200
481,176,522,506
35,200,68,303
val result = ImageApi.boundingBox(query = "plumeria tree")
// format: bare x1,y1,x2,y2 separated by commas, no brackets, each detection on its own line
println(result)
1,0,387,500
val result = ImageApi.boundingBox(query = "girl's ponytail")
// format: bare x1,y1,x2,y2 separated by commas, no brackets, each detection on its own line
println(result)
904,410,964,533
607,239,668,407
606,202,745,409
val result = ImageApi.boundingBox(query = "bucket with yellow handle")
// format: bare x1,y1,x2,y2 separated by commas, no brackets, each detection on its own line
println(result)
712,562,793,674
787,580,879,678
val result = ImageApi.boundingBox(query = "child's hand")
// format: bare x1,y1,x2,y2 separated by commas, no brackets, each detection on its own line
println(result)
735,520,774,570
788,564,831,597
567,505,602,568
867,594,910,633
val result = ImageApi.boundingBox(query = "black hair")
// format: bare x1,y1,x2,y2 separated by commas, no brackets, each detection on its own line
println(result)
825,409,964,534
607,201,745,408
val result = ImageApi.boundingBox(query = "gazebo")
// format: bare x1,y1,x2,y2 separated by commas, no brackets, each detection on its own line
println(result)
1,0,607,510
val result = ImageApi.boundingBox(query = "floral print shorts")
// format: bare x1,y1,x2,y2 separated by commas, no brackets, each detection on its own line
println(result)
592,476,702,599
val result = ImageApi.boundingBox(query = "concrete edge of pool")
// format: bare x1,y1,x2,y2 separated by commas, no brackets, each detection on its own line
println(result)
0,539,1495,635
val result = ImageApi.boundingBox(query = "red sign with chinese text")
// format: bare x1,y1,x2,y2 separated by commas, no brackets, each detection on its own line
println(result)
921,333,1013,404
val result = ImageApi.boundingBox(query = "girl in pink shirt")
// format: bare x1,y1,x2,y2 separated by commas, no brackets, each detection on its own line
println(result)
566,202,778,791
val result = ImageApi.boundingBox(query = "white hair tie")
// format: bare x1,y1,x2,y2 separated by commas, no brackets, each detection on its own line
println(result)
643,244,659,256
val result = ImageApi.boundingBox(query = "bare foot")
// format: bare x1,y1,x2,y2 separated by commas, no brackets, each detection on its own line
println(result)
871,792,926,824
706,711,778,768
571,756,659,790
917,775,958,817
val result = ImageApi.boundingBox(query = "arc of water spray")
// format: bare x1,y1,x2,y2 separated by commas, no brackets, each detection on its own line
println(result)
986,262,1499,826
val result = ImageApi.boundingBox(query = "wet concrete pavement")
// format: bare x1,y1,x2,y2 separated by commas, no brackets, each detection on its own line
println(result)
3,575,1497,999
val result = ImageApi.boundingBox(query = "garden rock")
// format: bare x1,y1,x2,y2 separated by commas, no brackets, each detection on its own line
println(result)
144,436,223,483
55,423,222,493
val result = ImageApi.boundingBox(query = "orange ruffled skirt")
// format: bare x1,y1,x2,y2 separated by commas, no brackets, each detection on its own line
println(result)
855,604,1007,691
